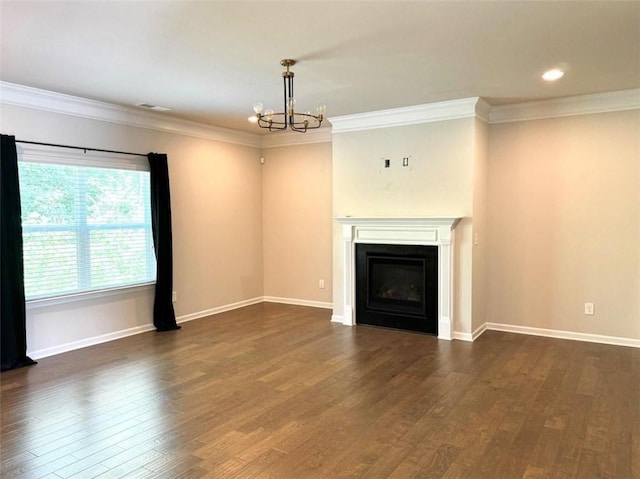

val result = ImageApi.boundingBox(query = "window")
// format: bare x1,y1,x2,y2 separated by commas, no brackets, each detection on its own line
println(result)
17,145,156,301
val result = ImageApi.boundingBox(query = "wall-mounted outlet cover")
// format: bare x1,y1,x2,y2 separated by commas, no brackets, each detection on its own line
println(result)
584,302,594,315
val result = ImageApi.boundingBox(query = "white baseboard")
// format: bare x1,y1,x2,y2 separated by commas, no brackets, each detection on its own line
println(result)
472,322,488,341
32,302,638,361
453,322,486,342
176,297,263,323
28,324,156,359
262,296,333,310
28,296,262,360
452,332,472,341
29,296,326,359
482,322,640,348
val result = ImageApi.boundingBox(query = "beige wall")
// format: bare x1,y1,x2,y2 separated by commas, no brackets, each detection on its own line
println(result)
3,93,638,357
170,138,263,313
486,110,640,339
471,118,489,333
262,142,333,305
332,120,474,217
1,103,264,355
332,119,476,334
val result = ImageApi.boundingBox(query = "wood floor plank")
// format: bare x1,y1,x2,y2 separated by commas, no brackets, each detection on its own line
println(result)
1,303,638,478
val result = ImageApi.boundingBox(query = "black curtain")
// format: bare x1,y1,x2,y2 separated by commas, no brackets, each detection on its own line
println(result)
148,153,180,332
1,135,36,371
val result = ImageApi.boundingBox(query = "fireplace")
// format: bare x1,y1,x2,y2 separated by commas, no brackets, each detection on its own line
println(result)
334,217,460,340
356,243,438,334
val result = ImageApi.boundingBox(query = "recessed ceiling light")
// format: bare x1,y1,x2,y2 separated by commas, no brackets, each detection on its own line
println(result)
542,69,565,82
136,103,172,112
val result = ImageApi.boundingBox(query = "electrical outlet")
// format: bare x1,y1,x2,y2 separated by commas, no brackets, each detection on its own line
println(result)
584,302,594,315
172,291,177,303
402,157,409,167
319,279,325,289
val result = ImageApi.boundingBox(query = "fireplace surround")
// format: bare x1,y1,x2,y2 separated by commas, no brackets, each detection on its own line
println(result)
334,217,461,340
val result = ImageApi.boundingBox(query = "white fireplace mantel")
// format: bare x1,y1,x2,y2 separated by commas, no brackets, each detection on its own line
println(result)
334,216,461,340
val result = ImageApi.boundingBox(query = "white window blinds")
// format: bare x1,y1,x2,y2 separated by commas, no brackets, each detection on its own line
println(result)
17,145,156,301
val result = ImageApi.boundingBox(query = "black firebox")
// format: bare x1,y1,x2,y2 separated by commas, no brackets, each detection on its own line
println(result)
355,243,438,335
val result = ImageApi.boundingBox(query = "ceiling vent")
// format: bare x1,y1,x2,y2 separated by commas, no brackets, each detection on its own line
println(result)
136,103,172,112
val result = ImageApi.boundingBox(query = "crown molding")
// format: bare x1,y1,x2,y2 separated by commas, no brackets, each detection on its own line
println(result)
260,127,332,148
489,89,640,124
329,97,486,133
474,98,491,123
0,81,262,148
4,81,638,147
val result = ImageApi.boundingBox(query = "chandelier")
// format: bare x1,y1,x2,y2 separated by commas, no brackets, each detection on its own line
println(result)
251,59,326,133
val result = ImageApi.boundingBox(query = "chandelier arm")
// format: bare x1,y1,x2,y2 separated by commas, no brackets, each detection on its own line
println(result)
261,113,288,124
257,112,287,130
258,123,287,131
290,120,322,131
292,113,322,128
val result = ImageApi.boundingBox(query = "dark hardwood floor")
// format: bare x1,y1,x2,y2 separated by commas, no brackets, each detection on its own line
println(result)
1,303,639,478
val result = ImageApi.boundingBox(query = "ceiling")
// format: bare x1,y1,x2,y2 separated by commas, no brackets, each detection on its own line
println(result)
1,1,639,134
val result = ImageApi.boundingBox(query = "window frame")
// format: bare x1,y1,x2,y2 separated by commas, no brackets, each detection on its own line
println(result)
17,143,156,305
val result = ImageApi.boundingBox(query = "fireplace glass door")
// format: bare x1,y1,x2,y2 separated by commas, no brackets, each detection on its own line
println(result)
356,243,438,334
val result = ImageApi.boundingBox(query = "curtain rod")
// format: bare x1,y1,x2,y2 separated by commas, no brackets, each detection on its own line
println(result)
15,140,148,158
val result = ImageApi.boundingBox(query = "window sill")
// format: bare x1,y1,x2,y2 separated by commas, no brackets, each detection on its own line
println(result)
26,283,155,310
